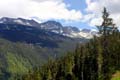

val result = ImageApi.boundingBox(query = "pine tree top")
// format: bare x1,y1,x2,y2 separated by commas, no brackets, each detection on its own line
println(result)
97,7,118,35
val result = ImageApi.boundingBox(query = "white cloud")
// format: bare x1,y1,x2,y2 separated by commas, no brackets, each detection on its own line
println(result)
82,14,95,22
85,0,120,27
0,0,82,22
90,17,103,26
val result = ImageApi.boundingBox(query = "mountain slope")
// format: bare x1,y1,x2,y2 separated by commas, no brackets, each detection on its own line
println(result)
0,22,82,59
0,17,90,80
0,36,79,80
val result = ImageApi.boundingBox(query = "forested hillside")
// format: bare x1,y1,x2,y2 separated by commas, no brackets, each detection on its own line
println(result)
21,8,120,80
0,36,80,80
21,29,120,80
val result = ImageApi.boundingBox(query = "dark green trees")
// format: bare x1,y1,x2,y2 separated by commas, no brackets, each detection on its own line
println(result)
97,7,119,80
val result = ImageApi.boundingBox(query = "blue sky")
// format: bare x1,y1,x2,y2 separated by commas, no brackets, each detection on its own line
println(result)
61,0,120,29
0,0,120,30
60,0,93,29
65,0,86,12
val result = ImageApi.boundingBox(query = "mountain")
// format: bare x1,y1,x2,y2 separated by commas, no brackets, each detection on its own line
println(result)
40,21,63,34
0,17,89,59
40,20,97,39
0,20,84,79
0,17,97,39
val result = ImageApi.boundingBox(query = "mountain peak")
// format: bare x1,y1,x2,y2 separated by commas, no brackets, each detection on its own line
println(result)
40,20,63,33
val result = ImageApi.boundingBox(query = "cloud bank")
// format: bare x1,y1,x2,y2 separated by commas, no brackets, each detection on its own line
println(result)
0,0,82,22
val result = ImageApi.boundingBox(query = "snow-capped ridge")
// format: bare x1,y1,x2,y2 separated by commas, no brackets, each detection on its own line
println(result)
0,17,98,39
0,17,40,27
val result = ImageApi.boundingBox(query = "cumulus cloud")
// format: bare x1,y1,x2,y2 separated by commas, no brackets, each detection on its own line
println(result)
82,14,95,22
85,0,120,27
0,0,82,22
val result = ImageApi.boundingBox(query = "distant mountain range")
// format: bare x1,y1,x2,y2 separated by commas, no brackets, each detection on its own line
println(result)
0,17,88,60
0,17,98,39
0,17,94,79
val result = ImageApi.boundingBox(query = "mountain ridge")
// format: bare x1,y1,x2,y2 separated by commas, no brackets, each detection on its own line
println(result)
0,17,97,39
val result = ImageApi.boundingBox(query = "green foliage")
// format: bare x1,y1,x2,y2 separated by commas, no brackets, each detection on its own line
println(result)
6,52,29,74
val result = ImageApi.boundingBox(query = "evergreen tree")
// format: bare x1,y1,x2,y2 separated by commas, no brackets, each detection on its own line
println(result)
97,7,118,36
